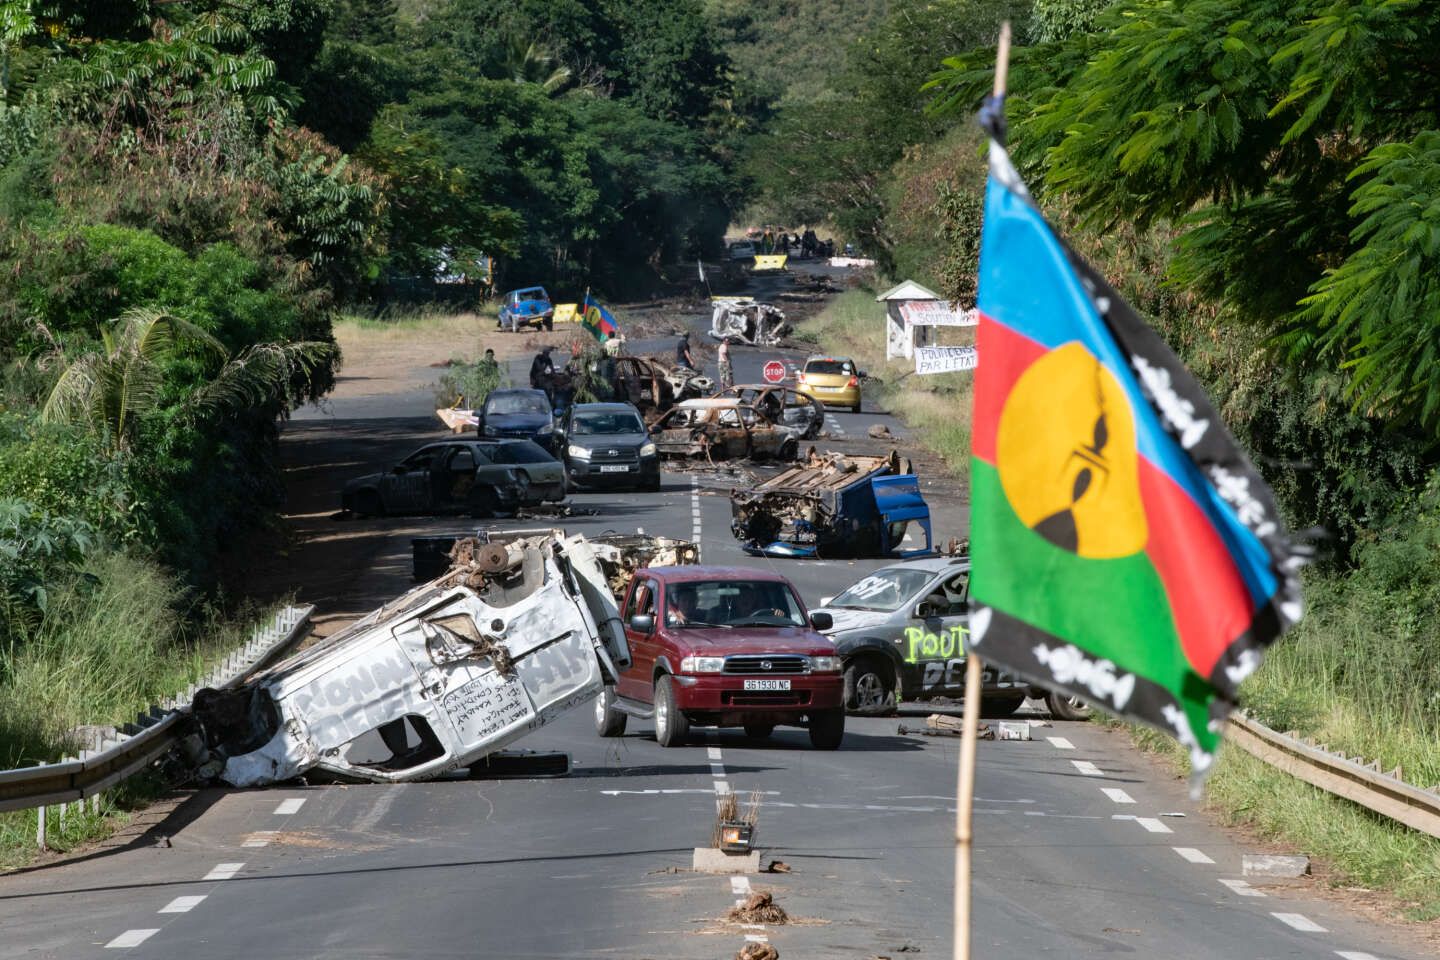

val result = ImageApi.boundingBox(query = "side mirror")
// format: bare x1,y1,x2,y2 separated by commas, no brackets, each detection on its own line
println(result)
628,613,655,633
809,611,833,631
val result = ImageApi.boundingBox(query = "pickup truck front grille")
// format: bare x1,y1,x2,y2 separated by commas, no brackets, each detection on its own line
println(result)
723,655,809,675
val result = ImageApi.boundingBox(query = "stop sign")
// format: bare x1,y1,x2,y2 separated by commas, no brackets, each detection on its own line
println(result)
763,359,786,383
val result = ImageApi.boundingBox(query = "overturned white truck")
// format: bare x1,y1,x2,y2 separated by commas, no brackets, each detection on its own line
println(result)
189,532,647,786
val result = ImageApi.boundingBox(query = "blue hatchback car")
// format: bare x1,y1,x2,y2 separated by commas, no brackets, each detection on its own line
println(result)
476,388,559,453
498,286,554,332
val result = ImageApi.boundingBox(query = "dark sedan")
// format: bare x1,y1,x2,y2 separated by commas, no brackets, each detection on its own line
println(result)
560,402,661,491
341,438,564,518
477,388,559,453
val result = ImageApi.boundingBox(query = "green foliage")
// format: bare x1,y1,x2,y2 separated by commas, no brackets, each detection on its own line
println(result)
0,497,97,621
1031,0,1116,41
434,355,503,409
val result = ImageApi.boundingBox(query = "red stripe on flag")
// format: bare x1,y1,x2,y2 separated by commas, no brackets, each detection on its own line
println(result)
973,314,1048,464
1139,460,1256,680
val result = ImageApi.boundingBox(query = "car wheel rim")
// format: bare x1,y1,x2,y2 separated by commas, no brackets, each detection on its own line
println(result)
656,695,668,738
856,673,884,708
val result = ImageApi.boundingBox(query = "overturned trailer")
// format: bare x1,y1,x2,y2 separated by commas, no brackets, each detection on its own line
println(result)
730,450,934,559
708,299,789,346
188,532,631,786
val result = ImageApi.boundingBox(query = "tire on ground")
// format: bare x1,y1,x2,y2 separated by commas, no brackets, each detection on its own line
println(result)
1046,689,1093,722
843,656,896,716
653,674,690,747
808,708,845,749
594,685,627,737
743,721,775,739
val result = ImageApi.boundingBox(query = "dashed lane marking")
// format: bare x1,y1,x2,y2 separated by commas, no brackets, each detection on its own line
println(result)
710,762,727,778
1336,953,1384,960
745,934,770,943
1072,760,1103,776
202,863,244,881
707,747,722,760
1134,817,1173,834
241,831,277,848
105,930,159,949
731,877,752,895
1101,787,1135,804
1047,737,1075,750
714,780,732,795
272,798,305,815
1272,913,1327,933
1172,847,1215,864
158,896,207,914
1218,879,1266,898
601,788,780,796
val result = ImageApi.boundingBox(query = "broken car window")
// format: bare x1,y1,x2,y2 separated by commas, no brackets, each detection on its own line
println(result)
829,568,934,612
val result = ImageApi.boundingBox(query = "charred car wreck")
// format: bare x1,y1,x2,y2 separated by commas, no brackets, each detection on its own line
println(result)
188,532,632,786
709,299,789,346
650,398,805,463
730,450,934,559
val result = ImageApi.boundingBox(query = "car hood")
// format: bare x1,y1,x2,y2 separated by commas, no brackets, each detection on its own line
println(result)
487,413,552,432
569,431,649,450
672,625,835,656
810,607,892,634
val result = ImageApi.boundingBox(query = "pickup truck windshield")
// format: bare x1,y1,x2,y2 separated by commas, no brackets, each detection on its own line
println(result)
829,568,932,611
665,580,805,628
572,412,644,435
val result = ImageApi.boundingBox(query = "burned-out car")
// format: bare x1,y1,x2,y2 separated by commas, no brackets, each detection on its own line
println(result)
187,532,630,786
708,299,789,346
410,528,697,587
612,356,713,418
650,398,804,462
341,439,564,518
730,450,933,558
715,385,826,440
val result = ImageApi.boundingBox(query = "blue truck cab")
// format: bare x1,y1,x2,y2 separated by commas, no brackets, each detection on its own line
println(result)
729,450,932,559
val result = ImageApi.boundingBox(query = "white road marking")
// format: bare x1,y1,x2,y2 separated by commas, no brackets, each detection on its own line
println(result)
105,930,159,949
1173,847,1215,864
1101,787,1135,804
731,876,752,895
600,788,780,796
1219,879,1266,897
741,923,765,930
1072,760,1103,776
745,934,769,942
272,798,305,815
1336,953,1383,960
241,831,277,848
351,784,402,835
710,762,727,778
1134,817,1173,834
158,895,207,914
1047,737,1075,750
714,780,732,795
203,863,244,881
707,747,722,760
1272,913,1327,933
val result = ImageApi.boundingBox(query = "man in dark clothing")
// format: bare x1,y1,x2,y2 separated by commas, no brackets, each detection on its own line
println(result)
595,352,617,401
530,346,556,403
675,333,696,371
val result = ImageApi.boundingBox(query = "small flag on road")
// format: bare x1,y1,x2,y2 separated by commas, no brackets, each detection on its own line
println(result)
966,99,1305,782
580,292,619,343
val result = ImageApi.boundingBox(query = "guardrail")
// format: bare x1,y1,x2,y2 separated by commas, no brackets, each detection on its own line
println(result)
1226,713,1440,840
0,604,313,846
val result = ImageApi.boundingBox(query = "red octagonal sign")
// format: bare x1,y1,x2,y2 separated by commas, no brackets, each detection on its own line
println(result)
763,359,786,384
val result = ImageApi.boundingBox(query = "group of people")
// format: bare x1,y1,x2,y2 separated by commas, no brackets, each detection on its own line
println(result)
527,341,627,408
749,227,836,260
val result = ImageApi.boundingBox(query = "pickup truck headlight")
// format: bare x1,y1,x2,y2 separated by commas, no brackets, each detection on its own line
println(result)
639,441,657,457
567,444,592,460
680,656,725,674
810,656,841,673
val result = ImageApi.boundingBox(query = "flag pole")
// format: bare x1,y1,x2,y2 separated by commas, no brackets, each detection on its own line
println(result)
955,21,1010,960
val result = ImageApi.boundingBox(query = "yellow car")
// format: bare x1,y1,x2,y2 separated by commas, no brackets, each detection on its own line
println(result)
796,355,863,413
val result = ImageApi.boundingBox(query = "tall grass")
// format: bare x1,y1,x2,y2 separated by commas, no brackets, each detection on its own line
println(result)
0,552,262,865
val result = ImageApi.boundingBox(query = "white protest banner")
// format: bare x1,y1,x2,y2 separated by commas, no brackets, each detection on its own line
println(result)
915,345,978,375
899,301,978,327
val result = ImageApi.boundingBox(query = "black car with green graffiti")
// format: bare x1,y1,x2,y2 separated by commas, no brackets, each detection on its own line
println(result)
810,556,1090,719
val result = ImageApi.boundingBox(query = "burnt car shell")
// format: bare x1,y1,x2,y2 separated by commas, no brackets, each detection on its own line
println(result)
650,398,802,462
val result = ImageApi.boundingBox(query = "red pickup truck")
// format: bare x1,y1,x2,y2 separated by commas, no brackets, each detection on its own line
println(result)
594,566,846,748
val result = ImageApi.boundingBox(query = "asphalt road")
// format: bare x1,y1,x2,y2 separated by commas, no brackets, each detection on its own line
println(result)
0,270,1428,959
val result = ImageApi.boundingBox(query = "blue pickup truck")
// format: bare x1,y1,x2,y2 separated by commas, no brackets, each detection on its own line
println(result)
498,286,554,332
729,450,933,559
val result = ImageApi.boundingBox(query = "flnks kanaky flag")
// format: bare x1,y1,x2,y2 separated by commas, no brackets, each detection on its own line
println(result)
967,100,1304,778
581,293,619,343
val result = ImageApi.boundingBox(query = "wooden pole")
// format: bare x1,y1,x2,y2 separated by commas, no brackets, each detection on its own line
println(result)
955,22,1012,960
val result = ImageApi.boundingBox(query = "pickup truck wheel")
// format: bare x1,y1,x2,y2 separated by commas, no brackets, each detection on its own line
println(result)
1046,690,1093,722
844,658,896,716
594,685,627,737
808,708,845,750
653,675,690,747
743,721,775,739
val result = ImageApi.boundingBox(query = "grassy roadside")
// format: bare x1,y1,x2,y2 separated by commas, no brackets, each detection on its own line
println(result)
802,288,1440,923
0,554,280,869
796,290,974,482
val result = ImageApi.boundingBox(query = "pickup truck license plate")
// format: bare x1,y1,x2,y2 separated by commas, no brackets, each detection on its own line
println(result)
743,679,791,691
599,465,630,473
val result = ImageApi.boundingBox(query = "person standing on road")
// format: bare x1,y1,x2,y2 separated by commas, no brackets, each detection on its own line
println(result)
530,346,556,404
675,332,696,371
717,337,733,390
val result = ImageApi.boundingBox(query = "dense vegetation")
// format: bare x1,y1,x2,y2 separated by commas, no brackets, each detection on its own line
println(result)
0,0,752,782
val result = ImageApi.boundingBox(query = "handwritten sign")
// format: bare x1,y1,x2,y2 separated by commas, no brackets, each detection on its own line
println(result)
900,302,978,326
444,671,533,743
915,345,978,375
